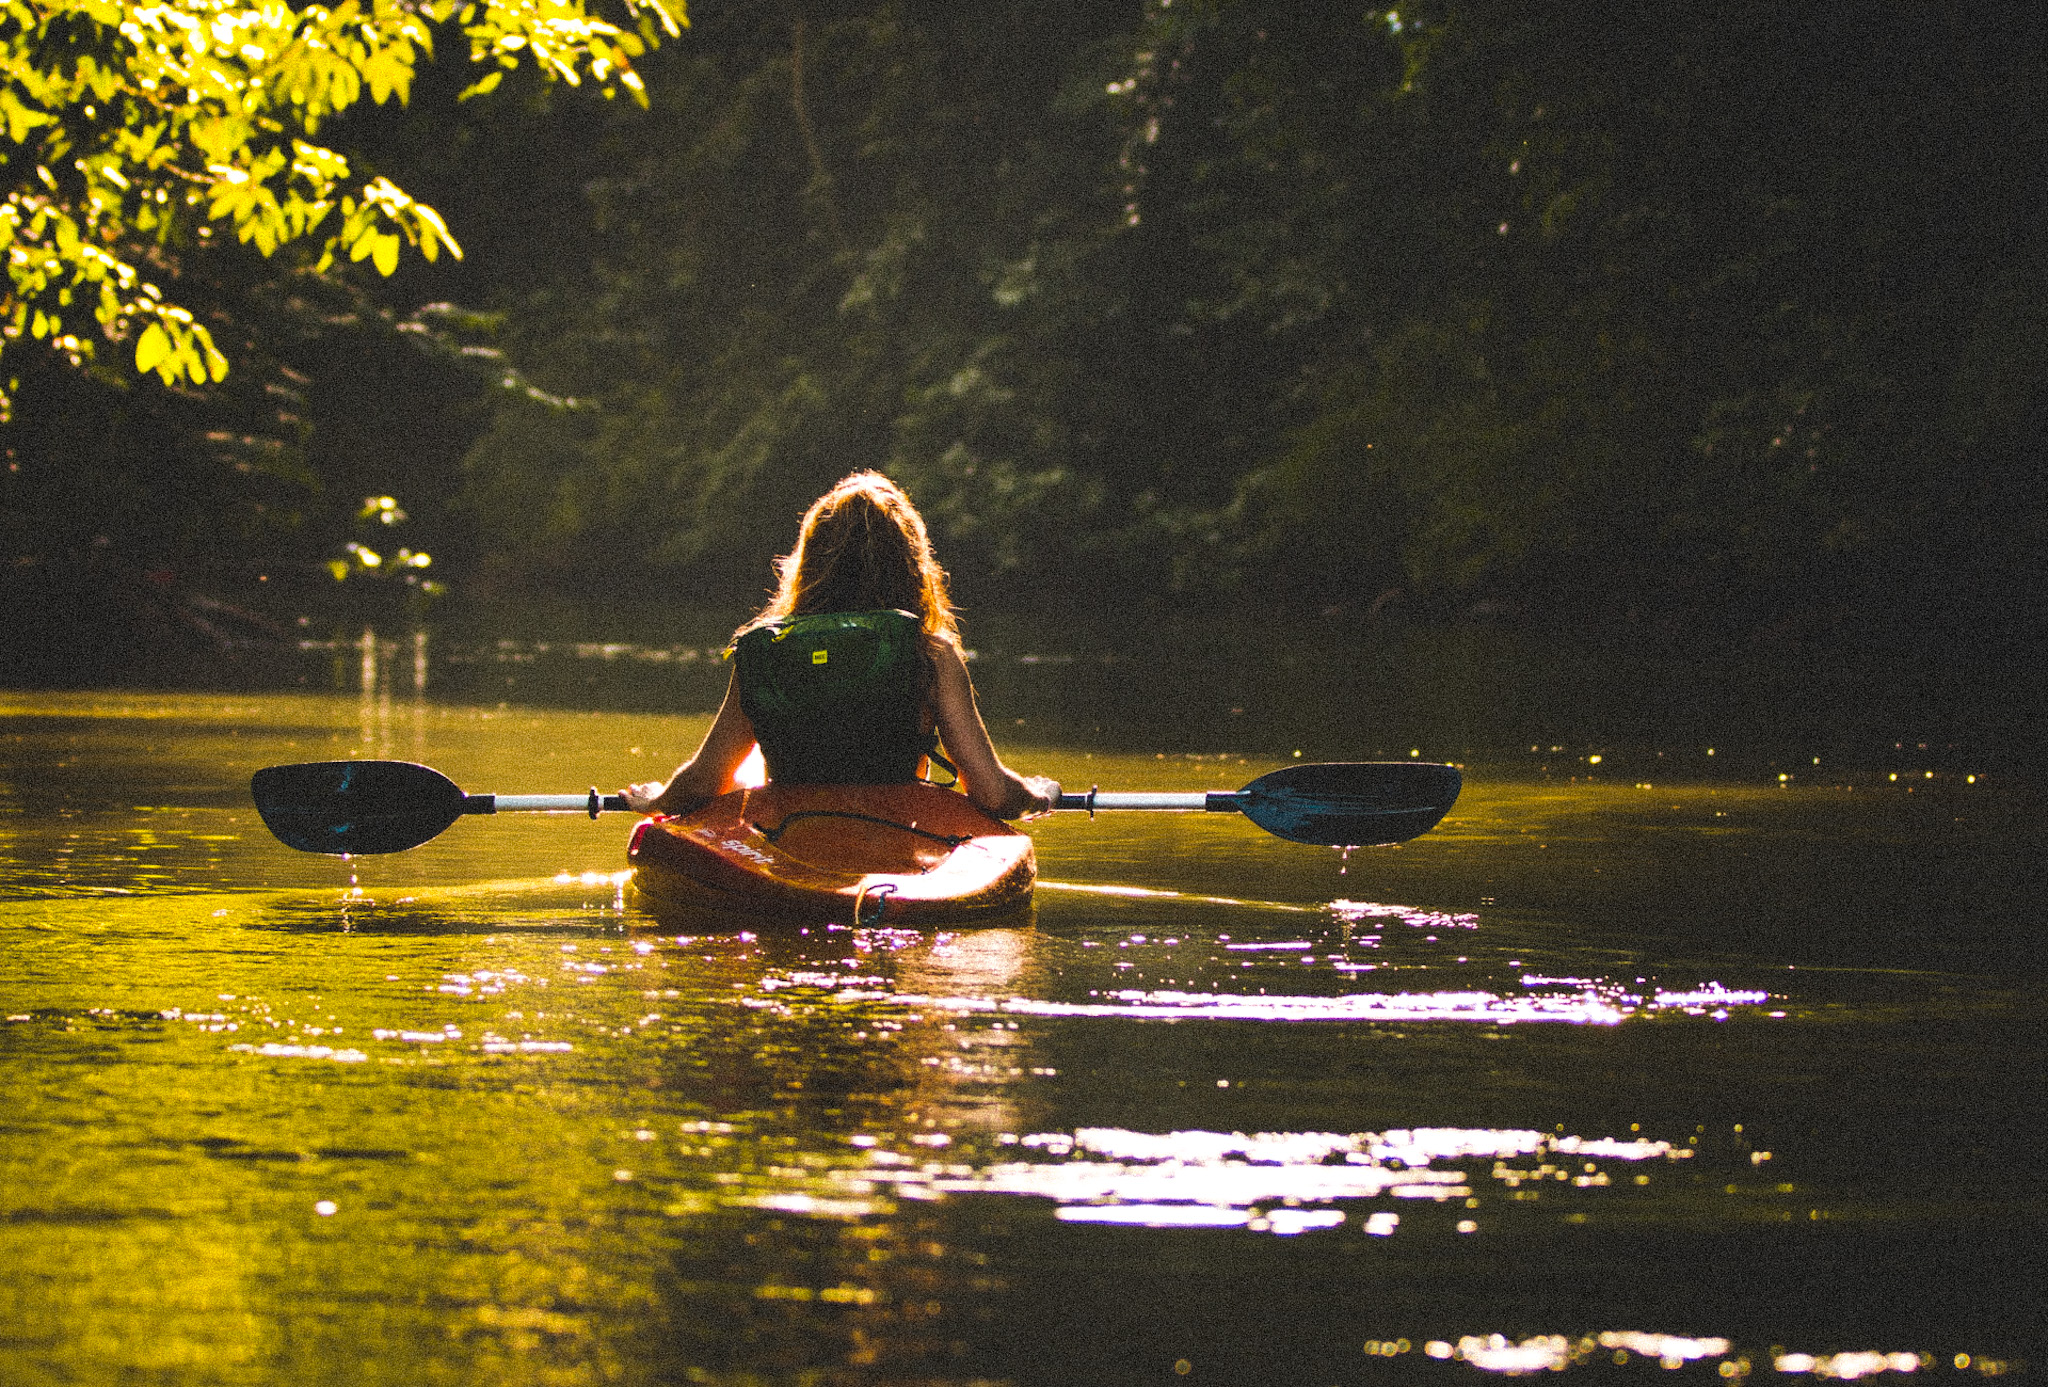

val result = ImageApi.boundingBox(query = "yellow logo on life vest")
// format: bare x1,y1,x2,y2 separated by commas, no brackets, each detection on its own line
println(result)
811,649,828,665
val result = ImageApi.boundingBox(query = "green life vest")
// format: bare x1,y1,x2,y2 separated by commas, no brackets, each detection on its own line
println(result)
730,609,937,784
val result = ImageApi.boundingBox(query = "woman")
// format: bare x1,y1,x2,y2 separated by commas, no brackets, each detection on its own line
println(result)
621,472,1060,819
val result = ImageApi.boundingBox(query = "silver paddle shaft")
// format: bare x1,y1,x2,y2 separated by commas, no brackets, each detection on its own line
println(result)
482,791,1242,814
1058,790,1244,813
466,791,631,817
482,792,1244,812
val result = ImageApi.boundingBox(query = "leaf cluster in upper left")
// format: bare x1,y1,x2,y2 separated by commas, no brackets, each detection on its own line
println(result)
0,0,683,418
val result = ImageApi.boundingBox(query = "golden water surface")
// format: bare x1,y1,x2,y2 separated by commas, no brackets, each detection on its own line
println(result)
0,692,2040,1385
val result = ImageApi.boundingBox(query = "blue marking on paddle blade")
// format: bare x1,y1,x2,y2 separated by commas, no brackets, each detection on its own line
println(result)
1237,762,1461,846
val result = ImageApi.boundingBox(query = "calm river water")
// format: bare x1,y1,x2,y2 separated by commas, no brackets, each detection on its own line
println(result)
0,687,2040,1385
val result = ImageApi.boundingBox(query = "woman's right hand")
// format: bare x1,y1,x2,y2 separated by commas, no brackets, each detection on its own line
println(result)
621,780,668,814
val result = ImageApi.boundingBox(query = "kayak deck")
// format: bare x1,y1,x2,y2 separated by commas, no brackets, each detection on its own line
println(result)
626,782,1035,925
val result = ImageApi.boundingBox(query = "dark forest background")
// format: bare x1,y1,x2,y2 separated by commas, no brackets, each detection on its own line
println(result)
3,0,2043,689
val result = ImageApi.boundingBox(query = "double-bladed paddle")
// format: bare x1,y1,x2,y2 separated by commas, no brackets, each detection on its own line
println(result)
250,759,1460,856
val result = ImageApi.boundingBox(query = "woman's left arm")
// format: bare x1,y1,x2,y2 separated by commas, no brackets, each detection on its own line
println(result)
928,638,1059,819
621,667,758,815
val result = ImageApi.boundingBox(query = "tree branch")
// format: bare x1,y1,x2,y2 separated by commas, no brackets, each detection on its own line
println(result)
789,15,851,253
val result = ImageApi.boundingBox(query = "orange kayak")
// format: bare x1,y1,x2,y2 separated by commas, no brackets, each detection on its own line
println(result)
626,782,1036,926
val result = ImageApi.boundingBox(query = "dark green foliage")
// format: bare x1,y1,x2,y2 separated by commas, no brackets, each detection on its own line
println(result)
0,232,484,680
446,0,2044,643
4,0,2042,673
1176,0,2048,630
447,1,1135,608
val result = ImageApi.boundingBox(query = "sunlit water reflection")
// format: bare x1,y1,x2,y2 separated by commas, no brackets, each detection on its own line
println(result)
0,692,2040,1385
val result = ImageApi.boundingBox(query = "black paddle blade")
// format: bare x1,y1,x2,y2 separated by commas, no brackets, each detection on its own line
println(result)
251,760,469,855
1237,762,1461,846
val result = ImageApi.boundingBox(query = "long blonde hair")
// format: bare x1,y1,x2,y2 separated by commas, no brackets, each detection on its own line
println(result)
737,472,959,644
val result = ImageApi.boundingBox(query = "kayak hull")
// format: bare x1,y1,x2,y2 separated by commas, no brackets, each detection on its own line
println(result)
627,782,1035,926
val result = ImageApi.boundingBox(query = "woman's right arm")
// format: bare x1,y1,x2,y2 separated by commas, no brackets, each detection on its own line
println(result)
621,667,757,815
928,638,1059,819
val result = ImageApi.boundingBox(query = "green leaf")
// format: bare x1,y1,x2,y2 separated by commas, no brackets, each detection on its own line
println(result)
0,90,56,145
134,322,170,375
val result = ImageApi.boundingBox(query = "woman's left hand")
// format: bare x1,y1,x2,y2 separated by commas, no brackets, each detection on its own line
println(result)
1016,775,1062,818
